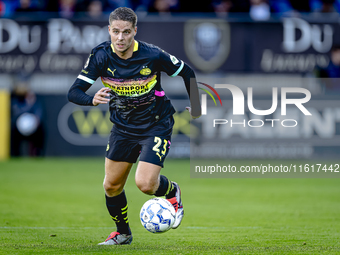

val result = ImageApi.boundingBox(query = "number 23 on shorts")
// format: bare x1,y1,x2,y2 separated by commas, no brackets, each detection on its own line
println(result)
152,136,170,161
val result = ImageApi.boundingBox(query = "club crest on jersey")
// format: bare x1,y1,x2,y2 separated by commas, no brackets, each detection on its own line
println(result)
140,66,151,76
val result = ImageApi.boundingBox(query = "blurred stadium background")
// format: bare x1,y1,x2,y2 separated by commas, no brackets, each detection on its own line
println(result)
1,1,340,253
0,0,340,160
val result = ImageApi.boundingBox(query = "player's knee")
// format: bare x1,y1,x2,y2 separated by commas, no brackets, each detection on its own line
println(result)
103,180,123,197
135,179,157,195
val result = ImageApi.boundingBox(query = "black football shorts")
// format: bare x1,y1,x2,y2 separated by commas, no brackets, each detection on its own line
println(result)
105,117,174,167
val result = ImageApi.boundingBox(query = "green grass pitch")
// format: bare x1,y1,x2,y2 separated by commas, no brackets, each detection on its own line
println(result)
0,158,339,254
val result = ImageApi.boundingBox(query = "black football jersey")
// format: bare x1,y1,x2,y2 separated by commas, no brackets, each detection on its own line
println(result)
77,40,184,134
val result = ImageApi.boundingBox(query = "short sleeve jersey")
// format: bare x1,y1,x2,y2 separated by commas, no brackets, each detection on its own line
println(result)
77,40,184,134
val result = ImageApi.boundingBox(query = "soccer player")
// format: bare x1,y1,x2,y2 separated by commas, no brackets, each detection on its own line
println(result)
68,7,201,245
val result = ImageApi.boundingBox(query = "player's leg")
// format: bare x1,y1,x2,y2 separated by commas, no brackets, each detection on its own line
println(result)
135,161,179,198
99,129,141,245
135,134,184,228
99,158,133,245
165,182,183,229
135,161,162,195
104,158,133,232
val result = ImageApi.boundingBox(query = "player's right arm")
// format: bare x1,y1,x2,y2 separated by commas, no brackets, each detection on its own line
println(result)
92,88,111,106
68,50,110,106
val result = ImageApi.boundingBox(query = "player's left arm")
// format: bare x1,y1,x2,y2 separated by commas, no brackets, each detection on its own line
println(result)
159,50,201,119
177,63,201,119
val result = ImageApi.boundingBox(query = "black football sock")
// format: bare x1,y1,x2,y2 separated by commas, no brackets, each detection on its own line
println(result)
165,181,177,199
154,175,177,198
105,190,131,235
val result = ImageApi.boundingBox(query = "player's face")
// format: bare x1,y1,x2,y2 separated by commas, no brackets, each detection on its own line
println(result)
108,20,137,55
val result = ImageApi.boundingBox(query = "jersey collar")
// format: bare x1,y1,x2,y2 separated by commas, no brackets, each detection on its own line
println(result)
111,40,139,53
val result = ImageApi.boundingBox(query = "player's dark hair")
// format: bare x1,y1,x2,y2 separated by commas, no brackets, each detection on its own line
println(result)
109,7,137,28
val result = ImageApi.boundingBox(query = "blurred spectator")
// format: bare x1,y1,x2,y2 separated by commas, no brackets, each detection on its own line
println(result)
317,0,338,12
87,0,103,18
59,0,77,18
250,0,270,20
213,0,233,13
270,0,340,14
0,0,17,17
148,0,180,13
10,81,45,157
213,0,252,14
46,0,78,17
318,46,340,77
104,0,133,12
15,0,40,12
315,45,340,93
0,1,5,16
269,0,310,15
213,0,250,13
5,0,340,16
269,0,291,13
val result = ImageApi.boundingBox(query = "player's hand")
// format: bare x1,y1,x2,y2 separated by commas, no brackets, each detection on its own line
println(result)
93,88,111,106
186,107,201,119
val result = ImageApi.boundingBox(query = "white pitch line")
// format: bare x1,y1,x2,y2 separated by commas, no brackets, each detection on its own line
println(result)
0,227,113,230
185,226,262,229
0,226,262,230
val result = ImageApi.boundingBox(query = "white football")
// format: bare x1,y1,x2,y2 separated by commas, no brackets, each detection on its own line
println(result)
140,198,176,233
